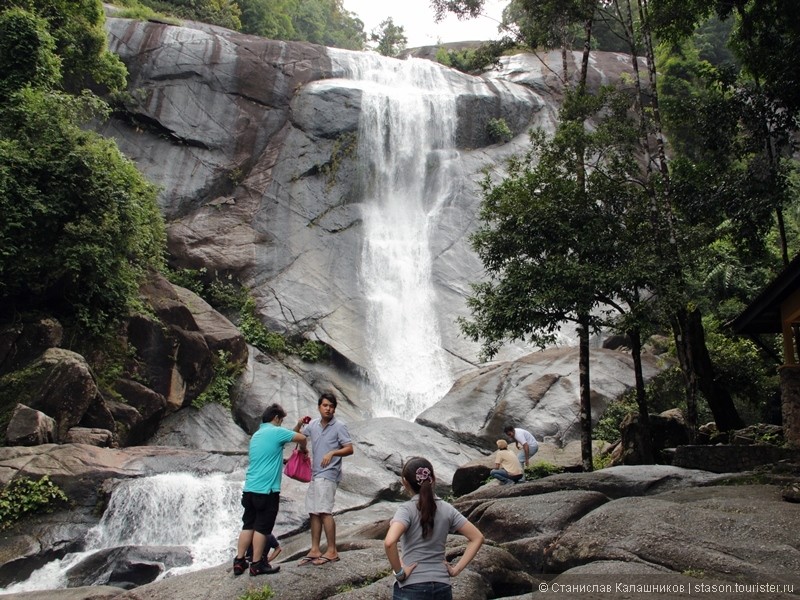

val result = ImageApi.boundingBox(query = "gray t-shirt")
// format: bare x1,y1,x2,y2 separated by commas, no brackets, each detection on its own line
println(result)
301,415,352,482
391,496,468,587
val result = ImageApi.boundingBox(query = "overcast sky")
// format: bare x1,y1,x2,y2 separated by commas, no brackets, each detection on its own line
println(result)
342,0,508,48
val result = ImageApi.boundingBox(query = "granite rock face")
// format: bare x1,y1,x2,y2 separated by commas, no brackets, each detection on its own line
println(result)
102,17,646,392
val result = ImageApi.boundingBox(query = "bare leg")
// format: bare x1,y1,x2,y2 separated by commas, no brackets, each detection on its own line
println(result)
236,529,253,559
309,514,323,556
320,513,337,558
251,531,267,563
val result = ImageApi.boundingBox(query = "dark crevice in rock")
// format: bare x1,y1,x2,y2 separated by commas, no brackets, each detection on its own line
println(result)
113,111,210,150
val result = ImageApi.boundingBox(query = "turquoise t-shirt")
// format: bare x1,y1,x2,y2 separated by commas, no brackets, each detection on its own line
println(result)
243,423,296,494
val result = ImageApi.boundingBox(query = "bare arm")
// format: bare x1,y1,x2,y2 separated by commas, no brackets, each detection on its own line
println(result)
384,521,417,578
321,442,353,467
291,432,307,452
446,521,484,577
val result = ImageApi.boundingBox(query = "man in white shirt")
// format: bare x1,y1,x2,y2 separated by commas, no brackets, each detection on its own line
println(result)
504,424,539,467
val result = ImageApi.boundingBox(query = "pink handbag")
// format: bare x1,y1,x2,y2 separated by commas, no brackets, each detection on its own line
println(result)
284,446,312,482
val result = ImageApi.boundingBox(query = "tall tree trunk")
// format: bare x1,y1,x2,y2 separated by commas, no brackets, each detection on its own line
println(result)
575,14,594,473
579,317,593,471
672,307,744,433
628,327,653,462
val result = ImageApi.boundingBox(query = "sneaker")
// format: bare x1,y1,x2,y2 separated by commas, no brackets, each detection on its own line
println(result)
233,556,248,576
249,560,280,576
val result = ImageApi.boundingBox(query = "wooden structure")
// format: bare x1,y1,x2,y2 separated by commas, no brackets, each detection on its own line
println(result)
730,253,800,447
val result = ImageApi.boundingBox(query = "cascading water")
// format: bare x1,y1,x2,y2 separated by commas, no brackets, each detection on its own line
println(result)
332,51,461,419
0,473,242,594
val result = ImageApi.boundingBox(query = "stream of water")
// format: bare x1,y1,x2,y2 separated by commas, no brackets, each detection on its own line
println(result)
332,51,461,420
0,473,242,594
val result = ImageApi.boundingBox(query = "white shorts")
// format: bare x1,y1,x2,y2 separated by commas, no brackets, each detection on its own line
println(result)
305,478,337,515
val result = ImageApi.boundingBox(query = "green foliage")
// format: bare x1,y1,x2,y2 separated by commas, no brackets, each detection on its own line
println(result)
114,2,180,23
434,42,506,74
194,350,241,409
682,568,706,579
486,117,512,143
124,0,242,29
334,569,392,593
0,7,61,101
6,0,127,93
594,395,638,443
237,0,365,50
523,461,563,481
703,316,779,422
166,267,248,312
296,340,328,362
238,297,289,354
0,476,69,530
166,269,329,363
369,17,406,57
0,87,166,335
462,85,656,360
321,131,357,189
238,585,275,600
592,452,612,470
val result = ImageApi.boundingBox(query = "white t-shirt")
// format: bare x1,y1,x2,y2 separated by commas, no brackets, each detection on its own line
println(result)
514,428,538,451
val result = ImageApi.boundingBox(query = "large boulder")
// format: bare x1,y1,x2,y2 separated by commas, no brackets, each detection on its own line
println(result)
0,348,106,442
4,405,56,446
147,404,250,452
111,380,168,445
418,347,663,448
64,545,193,589
348,417,485,496
544,484,800,585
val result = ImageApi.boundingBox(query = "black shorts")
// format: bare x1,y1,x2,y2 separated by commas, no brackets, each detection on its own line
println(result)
241,491,280,535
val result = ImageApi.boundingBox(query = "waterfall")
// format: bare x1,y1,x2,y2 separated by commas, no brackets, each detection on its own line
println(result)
0,473,242,594
332,51,460,419
85,472,241,563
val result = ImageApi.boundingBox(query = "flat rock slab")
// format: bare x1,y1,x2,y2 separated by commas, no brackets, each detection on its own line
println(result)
546,484,800,586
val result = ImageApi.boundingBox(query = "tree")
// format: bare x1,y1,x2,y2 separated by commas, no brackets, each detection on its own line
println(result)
0,3,165,333
3,0,126,93
0,7,61,101
440,0,755,444
128,0,241,30
237,0,365,49
369,17,406,57
239,0,298,40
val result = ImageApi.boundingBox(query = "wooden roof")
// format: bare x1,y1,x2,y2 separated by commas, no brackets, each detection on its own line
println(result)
730,253,800,335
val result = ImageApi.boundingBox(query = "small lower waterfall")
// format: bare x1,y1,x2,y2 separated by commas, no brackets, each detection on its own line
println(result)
333,51,461,419
0,473,242,594
86,472,241,560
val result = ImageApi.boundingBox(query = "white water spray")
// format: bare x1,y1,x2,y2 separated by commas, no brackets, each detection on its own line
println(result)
333,52,461,419
0,472,242,595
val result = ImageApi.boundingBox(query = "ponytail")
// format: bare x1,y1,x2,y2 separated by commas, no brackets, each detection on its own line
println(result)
402,457,437,538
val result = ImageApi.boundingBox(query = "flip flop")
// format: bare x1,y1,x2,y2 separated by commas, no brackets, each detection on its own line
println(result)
298,555,321,566
311,556,340,565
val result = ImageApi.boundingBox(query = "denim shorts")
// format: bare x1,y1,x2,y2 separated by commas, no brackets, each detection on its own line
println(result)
393,581,452,600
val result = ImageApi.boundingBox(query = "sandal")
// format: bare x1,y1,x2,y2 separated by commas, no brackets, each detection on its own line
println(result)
312,556,340,565
298,555,321,566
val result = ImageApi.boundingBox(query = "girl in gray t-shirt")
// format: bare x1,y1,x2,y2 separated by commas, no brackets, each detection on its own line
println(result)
384,457,484,599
